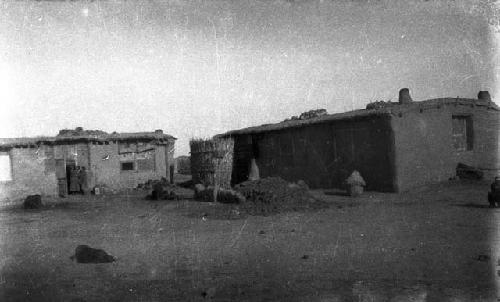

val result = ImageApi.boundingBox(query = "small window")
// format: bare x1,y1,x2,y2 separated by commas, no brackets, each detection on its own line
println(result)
0,152,12,181
121,162,135,171
452,116,473,151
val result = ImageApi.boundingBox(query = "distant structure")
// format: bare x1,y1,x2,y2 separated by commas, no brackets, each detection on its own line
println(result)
217,89,500,192
175,155,191,175
0,128,176,201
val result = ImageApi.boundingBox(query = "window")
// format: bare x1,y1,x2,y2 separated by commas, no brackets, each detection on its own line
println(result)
121,162,135,171
0,152,12,181
452,116,473,151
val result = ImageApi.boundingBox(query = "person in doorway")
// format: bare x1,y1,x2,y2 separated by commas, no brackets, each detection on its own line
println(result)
79,167,89,195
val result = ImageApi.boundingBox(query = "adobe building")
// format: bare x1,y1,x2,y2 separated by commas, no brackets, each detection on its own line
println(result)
217,89,500,192
0,128,176,201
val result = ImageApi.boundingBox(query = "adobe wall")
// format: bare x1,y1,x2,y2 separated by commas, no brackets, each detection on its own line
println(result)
0,147,58,202
54,143,90,167
0,139,175,201
392,105,500,191
89,142,170,191
232,116,397,191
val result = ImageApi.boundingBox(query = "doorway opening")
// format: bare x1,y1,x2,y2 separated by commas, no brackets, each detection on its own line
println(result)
65,159,76,194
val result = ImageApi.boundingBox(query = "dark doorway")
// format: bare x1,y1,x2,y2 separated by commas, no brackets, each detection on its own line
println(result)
65,159,76,193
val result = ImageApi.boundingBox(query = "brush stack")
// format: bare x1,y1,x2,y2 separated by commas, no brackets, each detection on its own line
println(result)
190,138,234,189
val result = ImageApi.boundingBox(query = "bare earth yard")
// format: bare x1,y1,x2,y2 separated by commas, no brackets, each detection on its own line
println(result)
0,180,498,301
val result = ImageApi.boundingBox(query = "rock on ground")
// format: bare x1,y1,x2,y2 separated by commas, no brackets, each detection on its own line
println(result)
70,245,116,264
23,194,42,209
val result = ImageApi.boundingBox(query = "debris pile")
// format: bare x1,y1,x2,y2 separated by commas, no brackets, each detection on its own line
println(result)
139,178,180,200
151,182,179,200
57,127,108,137
136,177,168,191
234,177,324,215
190,177,327,218
456,163,483,180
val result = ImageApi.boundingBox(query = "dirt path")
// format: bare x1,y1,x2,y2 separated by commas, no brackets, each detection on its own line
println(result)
0,181,497,301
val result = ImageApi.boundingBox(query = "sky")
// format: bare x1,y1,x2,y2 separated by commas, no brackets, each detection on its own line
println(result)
0,0,498,156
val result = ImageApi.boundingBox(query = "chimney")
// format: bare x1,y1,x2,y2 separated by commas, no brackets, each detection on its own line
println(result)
398,88,413,104
154,129,163,135
477,91,491,102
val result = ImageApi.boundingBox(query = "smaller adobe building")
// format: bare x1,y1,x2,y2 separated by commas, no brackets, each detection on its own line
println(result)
217,89,500,192
0,128,176,202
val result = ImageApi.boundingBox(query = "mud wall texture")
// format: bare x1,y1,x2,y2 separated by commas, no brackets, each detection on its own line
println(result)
0,147,58,202
0,140,175,201
392,104,500,191
89,142,171,191
232,116,397,192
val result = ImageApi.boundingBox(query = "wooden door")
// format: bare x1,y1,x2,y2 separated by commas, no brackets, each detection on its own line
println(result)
55,159,67,197
55,159,66,179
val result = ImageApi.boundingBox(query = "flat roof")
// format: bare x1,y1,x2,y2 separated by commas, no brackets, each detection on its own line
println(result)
0,130,176,148
217,97,499,137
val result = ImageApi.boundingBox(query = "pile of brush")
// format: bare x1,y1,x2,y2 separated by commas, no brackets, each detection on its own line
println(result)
147,179,179,200
234,177,324,215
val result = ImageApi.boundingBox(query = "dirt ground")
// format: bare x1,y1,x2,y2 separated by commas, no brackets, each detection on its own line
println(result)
0,180,498,301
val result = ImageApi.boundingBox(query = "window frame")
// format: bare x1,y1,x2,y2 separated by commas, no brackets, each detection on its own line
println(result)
120,161,135,172
452,115,473,152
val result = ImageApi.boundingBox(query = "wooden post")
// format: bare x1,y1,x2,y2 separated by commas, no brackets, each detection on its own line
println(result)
169,165,174,184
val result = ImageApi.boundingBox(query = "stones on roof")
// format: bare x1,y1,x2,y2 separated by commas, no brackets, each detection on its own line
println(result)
57,128,108,137
219,95,499,137
365,100,396,110
0,128,176,148
283,109,328,122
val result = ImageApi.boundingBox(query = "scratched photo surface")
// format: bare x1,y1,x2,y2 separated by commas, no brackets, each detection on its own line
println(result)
0,0,499,301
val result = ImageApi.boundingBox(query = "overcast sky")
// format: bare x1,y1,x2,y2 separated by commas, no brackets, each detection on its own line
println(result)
0,0,498,155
